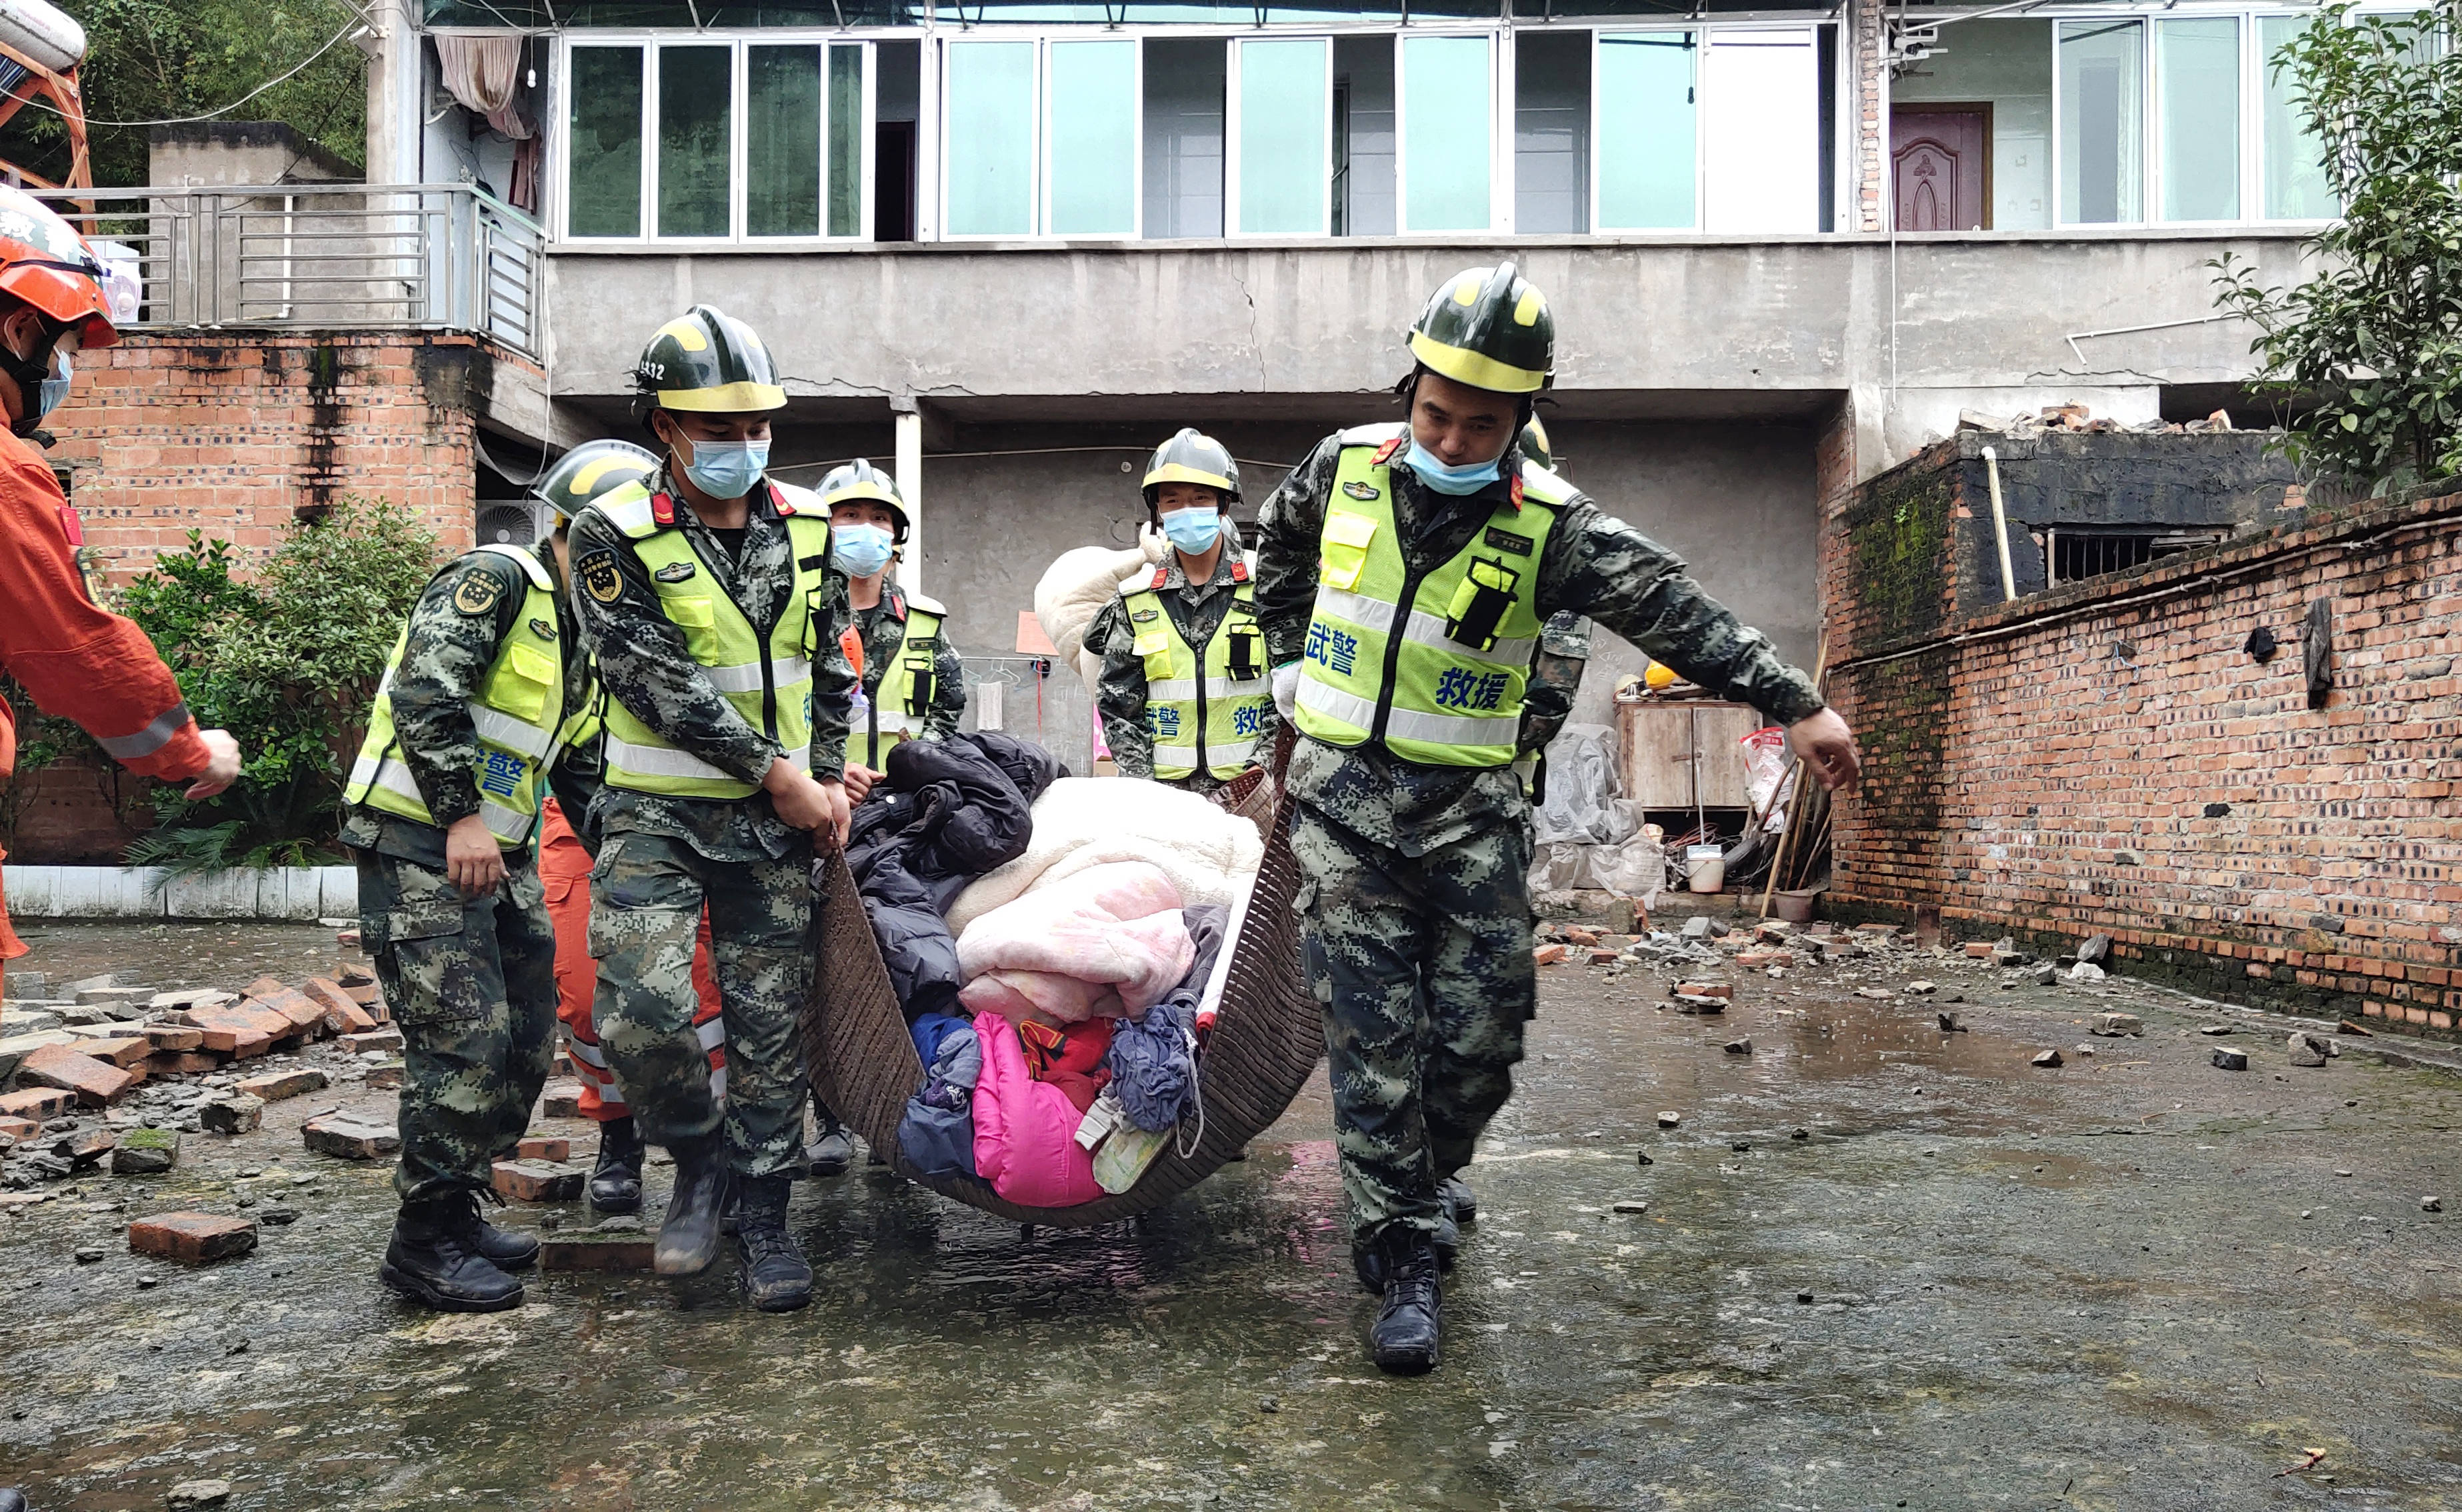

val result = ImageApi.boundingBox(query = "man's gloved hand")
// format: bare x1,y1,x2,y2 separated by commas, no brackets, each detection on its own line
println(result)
1272,661,1301,722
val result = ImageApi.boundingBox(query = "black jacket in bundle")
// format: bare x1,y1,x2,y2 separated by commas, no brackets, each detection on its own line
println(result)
843,732,1068,1017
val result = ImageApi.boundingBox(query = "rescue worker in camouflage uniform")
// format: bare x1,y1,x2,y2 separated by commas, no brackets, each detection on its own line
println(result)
1255,262,1861,1374
344,462,597,1312
805,457,967,1175
829,459,967,799
565,305,855,1313
1088,428,1277,794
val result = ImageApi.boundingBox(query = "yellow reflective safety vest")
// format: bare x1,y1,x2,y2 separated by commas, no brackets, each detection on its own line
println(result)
847,590,947,771
1121,562,1272,781
1293,425,1569,768
591,480,835,800
345,543,568,845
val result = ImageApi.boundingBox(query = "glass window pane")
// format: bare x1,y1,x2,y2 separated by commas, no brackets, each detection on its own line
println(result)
1333,35,1395,236
2262,15,2336,219
1888,19,2053,231
1701,31,1817,233
567,47,644,237
1597,31,1695,231
658,45,733,237
2059,19,2143,223
1401,35,1492,231
1048,39,1138,235
748,46,821,237
947,41,1037,235
2157,18,2238,221
1515,31,1590,235
1238,38,1328,234
1143,38,1225,238
829,44,865,236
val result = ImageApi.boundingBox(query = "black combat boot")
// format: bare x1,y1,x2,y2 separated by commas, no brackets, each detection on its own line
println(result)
805,1102,854,1179
654,1130,731,1276
733,1174,815,1312
0,1485,28,1511
1367,1225,1442,1375
589,1115,645,1213
1355,1187,1466,1293
470,1191,539,1271
379,1193,525,1312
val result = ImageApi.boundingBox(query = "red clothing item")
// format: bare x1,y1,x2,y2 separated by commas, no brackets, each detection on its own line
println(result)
1015,1017,1115,1114
1,427,212,965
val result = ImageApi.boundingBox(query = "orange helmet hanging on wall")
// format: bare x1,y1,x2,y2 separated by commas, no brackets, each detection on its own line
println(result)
0,185,117,349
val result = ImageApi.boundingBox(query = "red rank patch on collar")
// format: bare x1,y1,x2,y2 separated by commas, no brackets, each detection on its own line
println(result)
1371,435,1407,467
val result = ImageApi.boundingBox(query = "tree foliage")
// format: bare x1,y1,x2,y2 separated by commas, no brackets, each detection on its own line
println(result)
2213,2,2462,491
1,0,367,187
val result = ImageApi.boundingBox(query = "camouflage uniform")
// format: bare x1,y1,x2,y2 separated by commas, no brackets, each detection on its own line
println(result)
343,545,593,1203
1087,521,1278,795
848,580,968,765
1518,611,1592,765
565,469,855,1180
1255,437,1823,1241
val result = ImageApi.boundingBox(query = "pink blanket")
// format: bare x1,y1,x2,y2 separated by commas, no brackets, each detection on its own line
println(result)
955,861,1194,1019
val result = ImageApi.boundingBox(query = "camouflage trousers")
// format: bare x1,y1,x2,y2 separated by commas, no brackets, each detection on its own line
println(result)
355,847,559,1204
1291,805,1535,1242
587,830,813,1179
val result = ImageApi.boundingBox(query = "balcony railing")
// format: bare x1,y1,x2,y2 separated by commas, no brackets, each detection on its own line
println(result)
35,184,545,361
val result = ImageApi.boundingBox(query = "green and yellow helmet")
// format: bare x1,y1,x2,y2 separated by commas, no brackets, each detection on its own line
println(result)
1518,415,1554,472
1407,261,1554,395
534,438,660,528
633,304,787,414
1141,427,1239,514
819,457,909,539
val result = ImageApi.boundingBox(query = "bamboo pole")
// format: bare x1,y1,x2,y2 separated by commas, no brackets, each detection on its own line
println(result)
1759,630,1831,919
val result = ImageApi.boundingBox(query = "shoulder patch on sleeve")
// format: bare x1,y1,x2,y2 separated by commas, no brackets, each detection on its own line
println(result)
579,550,625,605
451,568,505,616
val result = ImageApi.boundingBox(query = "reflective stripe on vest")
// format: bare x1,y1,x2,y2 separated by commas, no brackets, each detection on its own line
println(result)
1125,575,1272,782
847,600,943,771
343,543,567,845
1292,445,1567,768
588,480,835,799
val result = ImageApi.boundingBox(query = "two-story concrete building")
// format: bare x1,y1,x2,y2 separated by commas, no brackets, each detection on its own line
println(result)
61,0,2335,771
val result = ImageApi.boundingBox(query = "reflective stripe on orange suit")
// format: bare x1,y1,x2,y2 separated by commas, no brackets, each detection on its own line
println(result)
540,797,725,1119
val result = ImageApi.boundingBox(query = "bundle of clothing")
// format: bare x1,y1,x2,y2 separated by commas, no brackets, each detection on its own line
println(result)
843,731,1067,1019
889,776,1257,1206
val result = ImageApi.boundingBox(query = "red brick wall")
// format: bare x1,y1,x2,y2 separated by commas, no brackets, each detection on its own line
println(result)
49,330,503,580
1827,486,2462,1038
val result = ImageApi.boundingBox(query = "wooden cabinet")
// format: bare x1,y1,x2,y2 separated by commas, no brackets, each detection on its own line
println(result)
1617,701,1761,811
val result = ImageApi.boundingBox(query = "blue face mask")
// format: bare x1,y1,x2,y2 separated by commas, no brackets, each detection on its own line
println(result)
677,437,769,500
832,521,895,578
31,348,69,423
1403,439,1504,496
1160,505,1222,555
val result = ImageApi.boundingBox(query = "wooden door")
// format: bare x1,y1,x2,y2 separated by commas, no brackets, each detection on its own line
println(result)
1892,105,1990,231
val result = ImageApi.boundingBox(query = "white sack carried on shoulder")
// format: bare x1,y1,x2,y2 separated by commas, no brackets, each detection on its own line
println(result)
1033,536,1165,669
947,776,1266,935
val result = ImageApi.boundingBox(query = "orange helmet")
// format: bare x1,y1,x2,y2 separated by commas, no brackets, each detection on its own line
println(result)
0,186,117,349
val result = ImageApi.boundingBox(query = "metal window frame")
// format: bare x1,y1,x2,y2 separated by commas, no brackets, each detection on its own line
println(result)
1043,35,1148,237
1393,29,1503,234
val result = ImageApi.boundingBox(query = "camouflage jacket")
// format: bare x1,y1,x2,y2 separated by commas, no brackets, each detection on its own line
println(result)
566,469,856,863
850,581,968,750
341,540,595,867
1253,435,1822,855
1086,522,1280,779
1518,611,1592,760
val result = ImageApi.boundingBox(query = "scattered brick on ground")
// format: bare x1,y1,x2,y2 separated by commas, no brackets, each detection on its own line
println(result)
234,1068,329,1103
493,1159,586,1202
127,1212,257,1263
17,1043,135,1106
198,1095,265,1135
303,1113,400,1161
517,1136,571,1161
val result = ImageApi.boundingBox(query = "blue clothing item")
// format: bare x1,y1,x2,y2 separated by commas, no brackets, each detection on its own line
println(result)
897,1021,983,1177
1401,439,1503,496
911,1011,975,1073
1104,903,1229,1132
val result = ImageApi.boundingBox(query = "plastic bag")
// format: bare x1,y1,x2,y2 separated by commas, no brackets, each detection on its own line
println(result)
1533,724,1634,846
1594,832,1665,907
1741,726,1791,833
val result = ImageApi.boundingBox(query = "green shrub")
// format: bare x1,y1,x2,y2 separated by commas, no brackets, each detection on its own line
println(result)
110,499,440,871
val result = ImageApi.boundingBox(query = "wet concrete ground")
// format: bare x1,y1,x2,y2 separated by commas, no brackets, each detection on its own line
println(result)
4,919,2462,1510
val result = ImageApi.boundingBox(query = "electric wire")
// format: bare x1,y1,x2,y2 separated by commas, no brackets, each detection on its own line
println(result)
7,11,371,129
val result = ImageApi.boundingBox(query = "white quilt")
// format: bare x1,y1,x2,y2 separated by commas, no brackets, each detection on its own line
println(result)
947,777,1266,937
